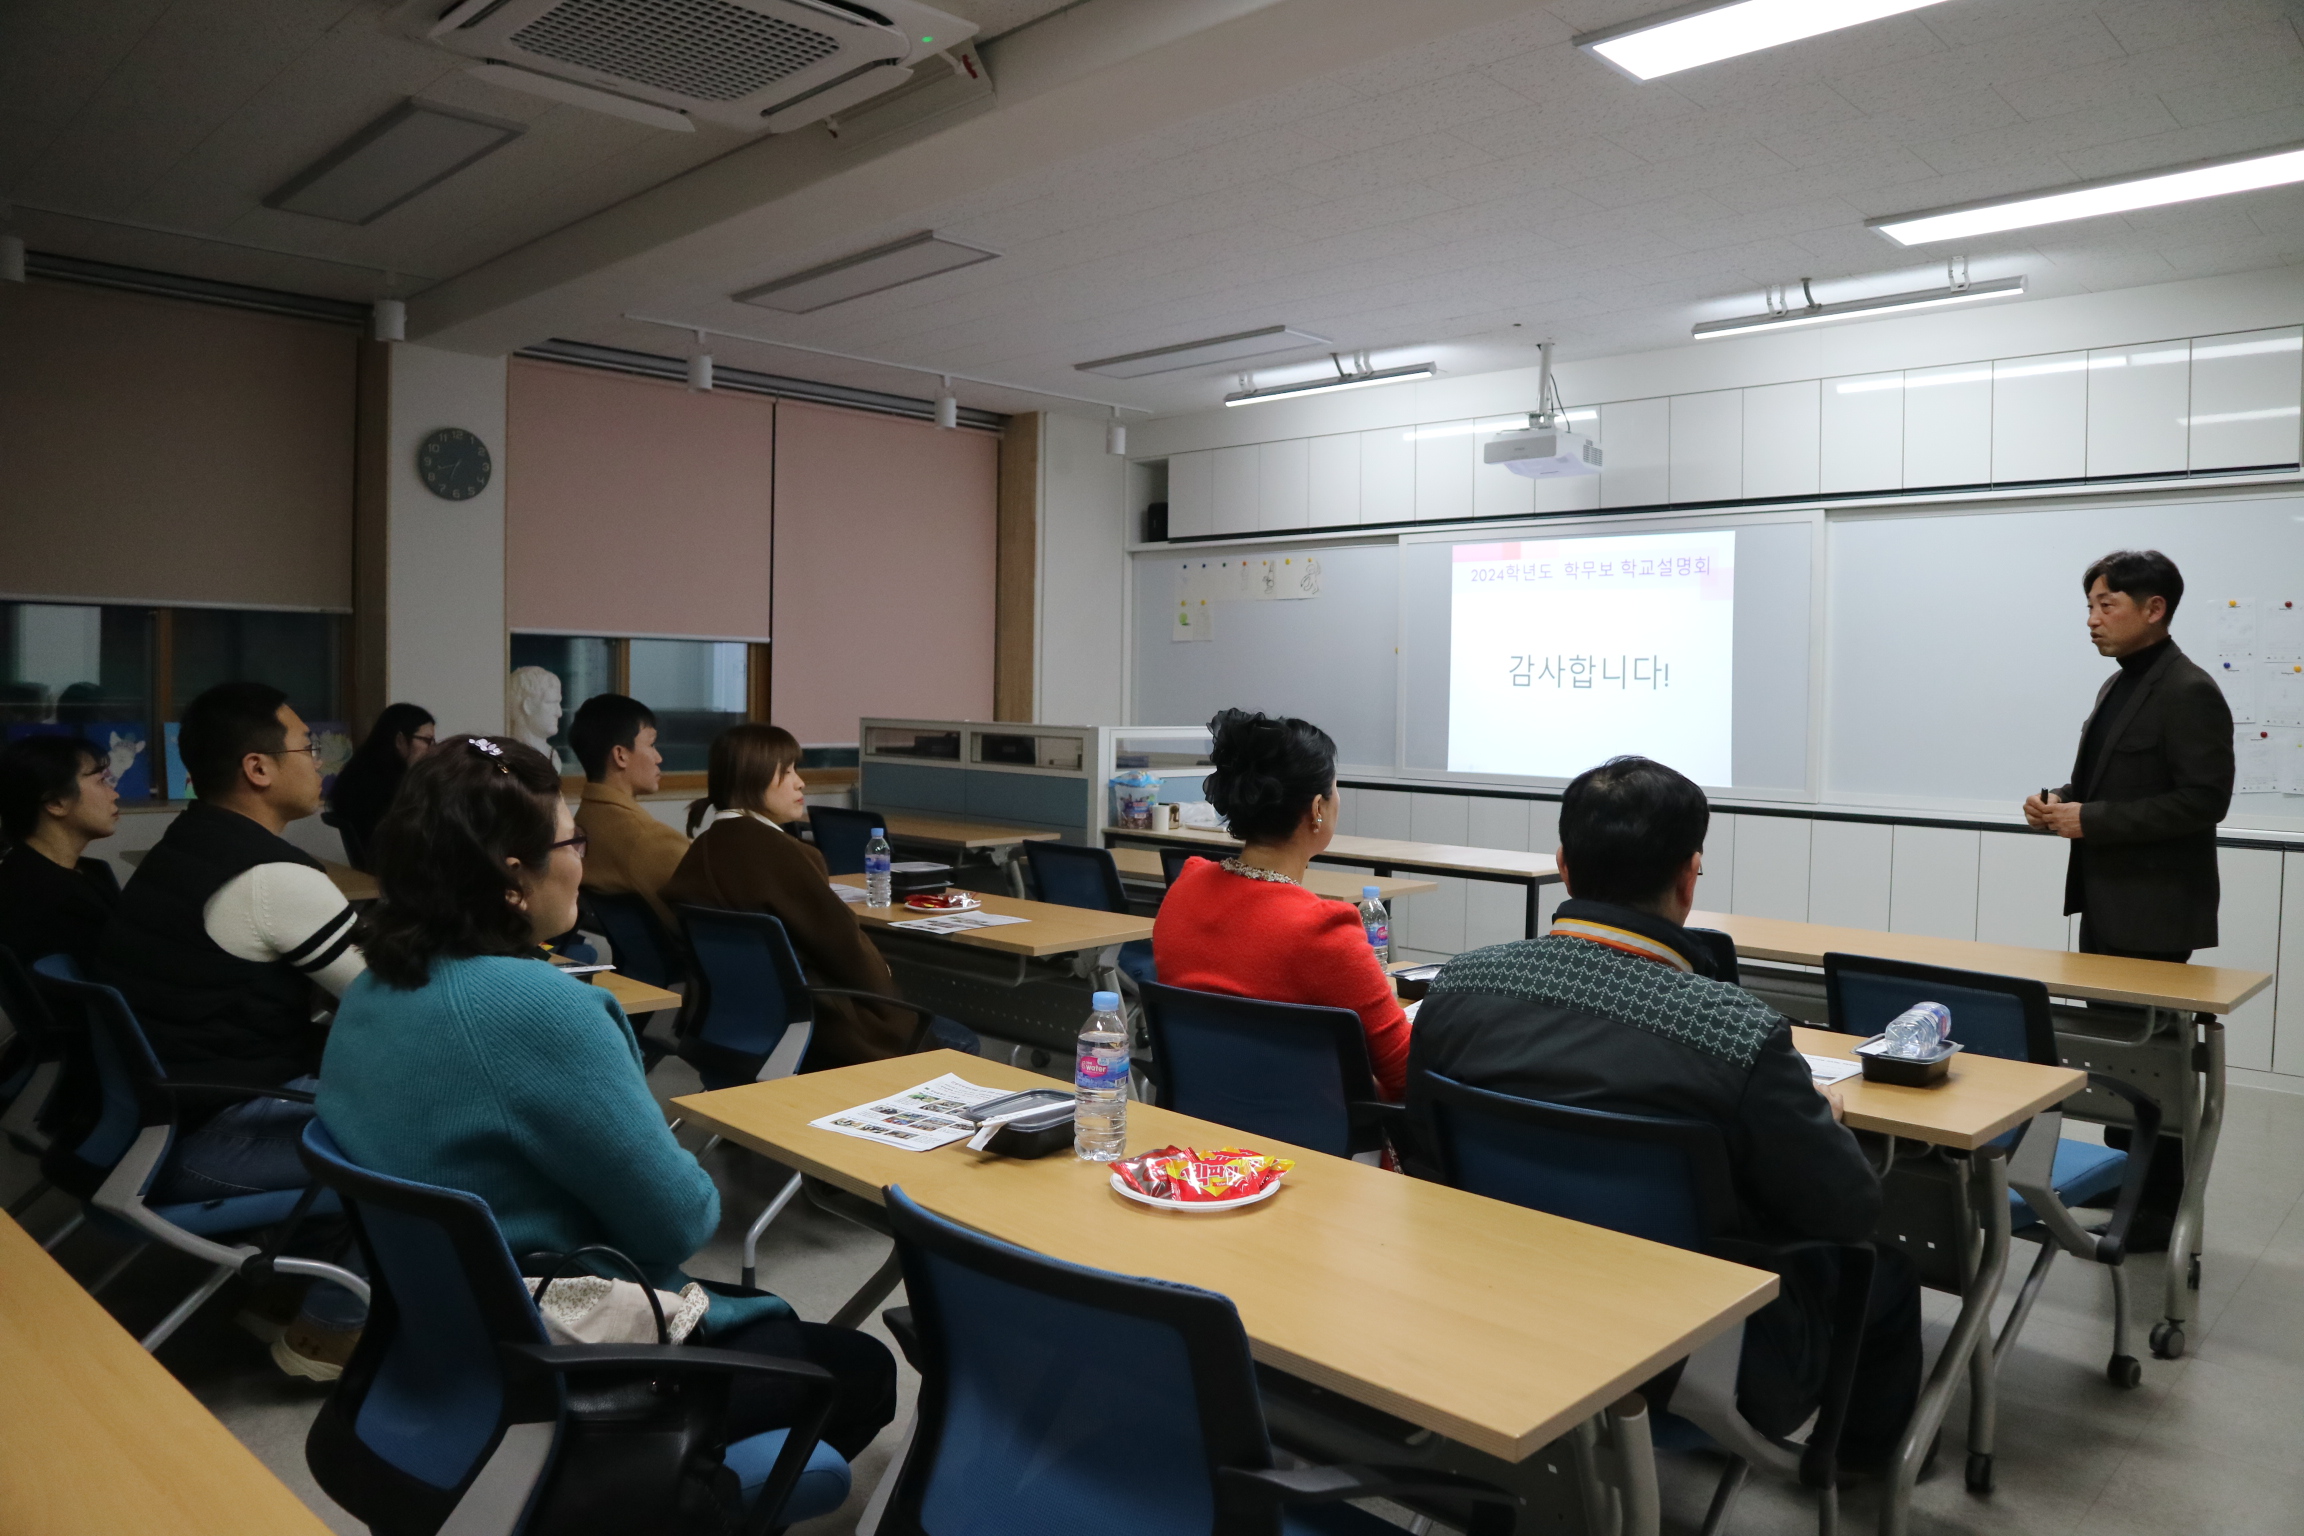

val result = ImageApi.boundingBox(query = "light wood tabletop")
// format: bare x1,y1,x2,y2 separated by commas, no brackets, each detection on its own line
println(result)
1106,846,1437,903
320,859,378,902
589,971,682,1014
879,813,1061,850
1111,825,1562,882
1791,1026,2084,1151
0,1211,333,1536
1688,909,2271,1015
674,1051,1777,1463
832,876,1153,958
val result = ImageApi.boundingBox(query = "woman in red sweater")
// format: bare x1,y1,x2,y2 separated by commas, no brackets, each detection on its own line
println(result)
1152,709,1409,1101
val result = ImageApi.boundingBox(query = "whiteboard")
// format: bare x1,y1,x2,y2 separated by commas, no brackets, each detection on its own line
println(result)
1827,488,2304,826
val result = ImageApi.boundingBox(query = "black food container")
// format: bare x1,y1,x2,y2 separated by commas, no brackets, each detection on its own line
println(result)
1854,1034,1962,1087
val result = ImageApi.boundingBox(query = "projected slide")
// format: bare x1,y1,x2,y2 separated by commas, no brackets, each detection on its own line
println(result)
1447,530,1735,783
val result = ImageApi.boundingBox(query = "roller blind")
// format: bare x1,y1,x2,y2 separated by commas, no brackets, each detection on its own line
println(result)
771,400,997,743
505,360,775,639
0,280,356,609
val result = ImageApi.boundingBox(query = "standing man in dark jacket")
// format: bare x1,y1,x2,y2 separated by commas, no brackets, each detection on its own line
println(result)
2023,549,2233,1247
1409,756,1918,1470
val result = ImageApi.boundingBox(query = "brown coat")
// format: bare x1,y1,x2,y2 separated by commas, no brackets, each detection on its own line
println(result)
661,815,917,1065
575,781,692,929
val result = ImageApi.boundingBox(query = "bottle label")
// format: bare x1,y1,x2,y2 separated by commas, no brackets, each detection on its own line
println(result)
1076,1043,1130,1090
865,854,891,874
1365,921,1389,949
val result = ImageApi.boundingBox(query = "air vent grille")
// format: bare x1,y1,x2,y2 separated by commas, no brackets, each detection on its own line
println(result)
510,0,843,101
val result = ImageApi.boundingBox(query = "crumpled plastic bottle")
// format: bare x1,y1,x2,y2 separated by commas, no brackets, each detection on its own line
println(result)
1881,1002,1952,1059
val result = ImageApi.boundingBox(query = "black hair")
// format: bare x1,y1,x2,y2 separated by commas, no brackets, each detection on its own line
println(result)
0,736,98,842
362,736,563,989
567,693,657,781
346,703,435,778
2083,549,2184,621
1201,708,1336,845
1558,756,1710,908
177,681,290,800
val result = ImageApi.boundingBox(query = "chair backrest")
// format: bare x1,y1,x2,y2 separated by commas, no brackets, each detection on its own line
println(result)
807,806,881,877
676,905,812,1089
1414,1072,1738,1251
1157,847,1203,889
1683,927,1740,986
1136,981,1376,1157
0,945,64,1057
581,890,682,989
298,1119,558,1535
1022,841,1130,914
31,955,163,1180
1822,952,2053,1065
879,1184,1280,1536
323,809,374,874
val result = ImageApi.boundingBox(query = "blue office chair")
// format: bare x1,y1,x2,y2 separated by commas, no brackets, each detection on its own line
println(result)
29,955,368,1350
1021,841,1157,988
807,805,883,877
1683,927,1741,986
869,1184,1518,1536
1414,1072,1874,1536
1157,846,1210,891
1,945,73,1180
297,1121,848,1536
1137,982,1396,1160
1825,953,2164,1433
582,890,685,991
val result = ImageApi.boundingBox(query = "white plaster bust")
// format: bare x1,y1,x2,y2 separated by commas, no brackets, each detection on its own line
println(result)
506,666,563,760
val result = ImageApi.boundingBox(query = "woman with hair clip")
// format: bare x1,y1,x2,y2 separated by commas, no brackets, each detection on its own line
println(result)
1152,708,1411,1100
661,723,921,1066
319,735,895,1459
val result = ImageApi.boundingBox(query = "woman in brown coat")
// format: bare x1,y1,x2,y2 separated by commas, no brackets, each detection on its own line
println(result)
661,725,917,1066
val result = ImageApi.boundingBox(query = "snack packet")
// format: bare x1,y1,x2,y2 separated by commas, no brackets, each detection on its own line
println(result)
1114,1145,1294,1203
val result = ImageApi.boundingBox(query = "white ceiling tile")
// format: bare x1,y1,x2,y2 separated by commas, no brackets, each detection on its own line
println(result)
2160,56,2304,129
1279,131,1497,202
2094,0,2302,54
1998,19,2304,123
1909,95,2182,178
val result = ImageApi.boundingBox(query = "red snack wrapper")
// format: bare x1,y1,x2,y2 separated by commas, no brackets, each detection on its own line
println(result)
1113,1145,1293,1203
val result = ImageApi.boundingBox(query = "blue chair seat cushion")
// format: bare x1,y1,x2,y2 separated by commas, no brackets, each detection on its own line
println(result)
723,1430,851,1522
2009,1139,2127,1229
152,1183,342,1237
1118,940,1158,987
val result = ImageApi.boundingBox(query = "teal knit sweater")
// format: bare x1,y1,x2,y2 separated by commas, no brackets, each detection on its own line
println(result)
319,954,719,1288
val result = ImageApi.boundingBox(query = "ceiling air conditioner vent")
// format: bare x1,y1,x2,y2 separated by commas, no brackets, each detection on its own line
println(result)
395,0,978,132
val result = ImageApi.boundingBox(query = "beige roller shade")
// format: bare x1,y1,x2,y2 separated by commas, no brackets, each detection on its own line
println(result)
0,280,356,610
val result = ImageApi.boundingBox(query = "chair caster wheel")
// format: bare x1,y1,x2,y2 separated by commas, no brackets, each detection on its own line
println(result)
2107,1354,2142,1389
2150,1322,2186,1360
1964,1452,1994,1494
2188,1255,2201,1291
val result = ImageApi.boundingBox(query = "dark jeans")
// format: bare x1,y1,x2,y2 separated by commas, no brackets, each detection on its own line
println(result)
711,1313,899,1462
1737,1246,1922,1469
2077,920,2192,1232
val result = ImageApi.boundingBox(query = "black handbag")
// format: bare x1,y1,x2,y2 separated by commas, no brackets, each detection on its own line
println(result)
517,1246,746,1536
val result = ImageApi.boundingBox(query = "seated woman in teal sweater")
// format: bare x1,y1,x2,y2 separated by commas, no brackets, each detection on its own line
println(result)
319,734,894,1460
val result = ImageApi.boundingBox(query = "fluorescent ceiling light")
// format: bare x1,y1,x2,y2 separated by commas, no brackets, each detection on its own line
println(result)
1872,142,2304,245
1693,276,2025,339
735,231,998,313
1076,325,1330,379
1224,362,1435,407
1578,0,1952,82
266,101,523,225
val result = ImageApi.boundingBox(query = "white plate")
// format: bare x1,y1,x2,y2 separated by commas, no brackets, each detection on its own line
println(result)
1109,1171,1283,1212
904,893,981,913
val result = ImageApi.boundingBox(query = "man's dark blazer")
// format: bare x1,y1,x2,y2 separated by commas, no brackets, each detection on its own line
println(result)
2052,641,2233,952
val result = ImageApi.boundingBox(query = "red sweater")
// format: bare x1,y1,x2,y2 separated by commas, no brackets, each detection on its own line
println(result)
1151,856,1411,1101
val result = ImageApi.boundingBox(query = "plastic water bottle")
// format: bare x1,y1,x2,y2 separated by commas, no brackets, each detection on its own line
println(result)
1359,885,1390,961
1074,990,1129,1162
1881,1002,1952,1059
864,828,893,907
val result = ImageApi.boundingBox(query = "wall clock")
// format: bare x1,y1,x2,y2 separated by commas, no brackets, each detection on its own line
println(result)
417,427,492,501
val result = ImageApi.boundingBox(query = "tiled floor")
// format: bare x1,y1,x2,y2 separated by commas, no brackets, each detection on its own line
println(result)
11,1060,2304,1535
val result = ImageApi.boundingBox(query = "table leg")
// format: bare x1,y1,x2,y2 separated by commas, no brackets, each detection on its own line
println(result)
828,1245,905,1330
1880,1150,2010,1536
1000,846,1028,899
2159,1017,2222,1358
1524,880,1540,941
1604,1396,1659,1536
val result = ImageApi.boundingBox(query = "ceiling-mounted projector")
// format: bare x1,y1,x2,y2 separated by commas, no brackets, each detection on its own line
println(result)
395,0,979,134
1485,427,1602,479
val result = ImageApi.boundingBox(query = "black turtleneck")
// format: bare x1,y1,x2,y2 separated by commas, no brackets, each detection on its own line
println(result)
2075,637,2170,796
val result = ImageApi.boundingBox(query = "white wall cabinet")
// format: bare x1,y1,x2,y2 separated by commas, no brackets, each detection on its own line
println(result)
1742,381,1819,500
1902,363,1992,488
1307,433,1360,526
1670,390,1742,503
1821,374,1902,492
1695,811,1737,913
2199,848,2283,1072
1361,427,1416,525
1992,353,2088,483
1212,444,1259,536
2086,342,2190,479
1975,830,2073,951
1732,814,1812,920
1257,437,1309,532
1600,397,1670,508
1888,824,1980,941
1809,820,1892,930
2190,327,2303,471
1167,449,1213,538
1415,430,1473,523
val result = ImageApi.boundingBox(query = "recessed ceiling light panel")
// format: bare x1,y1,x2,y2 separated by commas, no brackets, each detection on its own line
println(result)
1076,325,1331,379
266,101,524,225
734,231,998,313
1578,0,1953,81
1871,142,2304,245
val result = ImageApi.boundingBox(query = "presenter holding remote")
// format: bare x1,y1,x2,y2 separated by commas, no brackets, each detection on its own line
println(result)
2023,549,2233,1247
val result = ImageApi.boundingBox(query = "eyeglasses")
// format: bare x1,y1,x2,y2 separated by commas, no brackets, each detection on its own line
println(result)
270,741,325,761
549,830,588,858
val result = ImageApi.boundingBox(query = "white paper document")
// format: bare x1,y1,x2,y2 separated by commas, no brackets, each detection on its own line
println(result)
2215,597,2258,659
1802,1054,1864,1086
889,911,1031,934
830,882,871,903
2279,730,2304,796
2235,727,2276,794
2215,659,2258,723
2264,665,2304,728
809,1074,1015,1152
2262,599,2304,662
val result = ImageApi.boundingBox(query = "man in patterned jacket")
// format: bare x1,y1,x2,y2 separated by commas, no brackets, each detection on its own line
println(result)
1407,755,1919,1474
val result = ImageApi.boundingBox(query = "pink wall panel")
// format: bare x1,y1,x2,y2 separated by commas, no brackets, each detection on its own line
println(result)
506,360,775,638
771,402,998,743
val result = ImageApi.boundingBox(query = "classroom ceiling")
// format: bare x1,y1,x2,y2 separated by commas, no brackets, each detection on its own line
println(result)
9,0,2304,419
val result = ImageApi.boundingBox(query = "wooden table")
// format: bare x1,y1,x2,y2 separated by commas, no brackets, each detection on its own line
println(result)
674,1051,1776,1469
590,971,682,1015
1109,825,1561,937
0,1211,332,1535
1791,1025,2082,1151
1694,908,2268,1361
878,814,1059,897
320,860,378,902
831,876,1150,960
1106,845,1437,905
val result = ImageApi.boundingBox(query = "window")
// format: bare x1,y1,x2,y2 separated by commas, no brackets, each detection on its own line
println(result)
510,634,757,774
